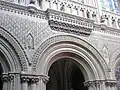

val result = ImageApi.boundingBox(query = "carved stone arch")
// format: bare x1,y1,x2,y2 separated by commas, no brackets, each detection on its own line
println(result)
110,47,120,79
32,35,109,80
0,26,28,71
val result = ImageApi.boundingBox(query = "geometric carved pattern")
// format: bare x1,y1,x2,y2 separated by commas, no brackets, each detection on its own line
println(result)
0,27,28,71
0,13,54,48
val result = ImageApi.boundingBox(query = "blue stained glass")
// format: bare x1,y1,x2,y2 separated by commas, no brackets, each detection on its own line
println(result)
109,0,114,11
113,0,119,13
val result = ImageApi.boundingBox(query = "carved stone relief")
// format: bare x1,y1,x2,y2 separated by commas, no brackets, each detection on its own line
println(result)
25,33,34,49
102,45,109,65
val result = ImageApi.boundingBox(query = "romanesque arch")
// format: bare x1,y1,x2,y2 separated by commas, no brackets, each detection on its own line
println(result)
110,47,120,90
0,26,29,90
32,35,112,90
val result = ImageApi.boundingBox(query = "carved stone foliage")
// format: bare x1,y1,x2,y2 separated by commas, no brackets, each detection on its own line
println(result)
47,9,94,36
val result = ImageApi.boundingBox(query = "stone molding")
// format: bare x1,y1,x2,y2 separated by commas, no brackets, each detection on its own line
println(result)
0,27,28,71
47,9,94,36
0,1,47,20
32,35,110,79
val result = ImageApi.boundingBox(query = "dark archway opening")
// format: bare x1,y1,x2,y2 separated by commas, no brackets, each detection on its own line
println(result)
46,59,88,90
0,63,3,90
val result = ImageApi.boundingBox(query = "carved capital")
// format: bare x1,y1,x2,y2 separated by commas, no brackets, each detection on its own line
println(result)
30,77,39,83
105,80,117,87
84,80,103,87
1,74,9,82
21,76,30,83
2,73,15,82
40,75,49,84
8,73,14,81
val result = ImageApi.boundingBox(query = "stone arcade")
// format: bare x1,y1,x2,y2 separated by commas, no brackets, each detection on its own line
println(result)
0,0,120,90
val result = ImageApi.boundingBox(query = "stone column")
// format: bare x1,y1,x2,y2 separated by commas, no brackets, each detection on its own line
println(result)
30,77,39,90
2,74,9,90
39,75,49,90
9,73,14,90
21,75,29,90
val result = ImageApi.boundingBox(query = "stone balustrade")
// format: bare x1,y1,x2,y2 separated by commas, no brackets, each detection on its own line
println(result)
40,0,98,22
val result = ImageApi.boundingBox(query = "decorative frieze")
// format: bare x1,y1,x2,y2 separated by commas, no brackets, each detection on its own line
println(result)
47,9,94,36
0,0,47,20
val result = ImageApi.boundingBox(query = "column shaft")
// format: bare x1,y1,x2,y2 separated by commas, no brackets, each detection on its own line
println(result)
22,82,28,90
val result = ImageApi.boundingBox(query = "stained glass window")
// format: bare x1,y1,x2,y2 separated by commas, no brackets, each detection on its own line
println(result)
113,0,119,13
100,0,106,9
100,0,114,11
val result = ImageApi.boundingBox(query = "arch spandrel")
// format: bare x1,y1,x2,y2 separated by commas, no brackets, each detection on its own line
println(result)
0,26,29,72
32,35,110,81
